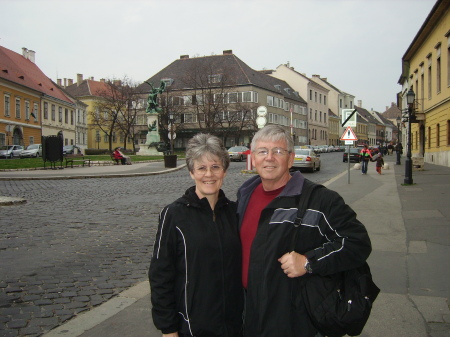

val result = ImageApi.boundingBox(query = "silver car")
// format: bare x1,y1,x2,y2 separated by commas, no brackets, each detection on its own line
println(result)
20,144,42,158
0,145,24,158
228,146,249,162
292,148,321,172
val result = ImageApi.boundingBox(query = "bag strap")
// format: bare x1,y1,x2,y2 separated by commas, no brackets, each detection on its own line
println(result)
290,179,320,252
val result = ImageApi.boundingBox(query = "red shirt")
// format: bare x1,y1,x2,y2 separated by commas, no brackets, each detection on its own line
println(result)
240,183,284,288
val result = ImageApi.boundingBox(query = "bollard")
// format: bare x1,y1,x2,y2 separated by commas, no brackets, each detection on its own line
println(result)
246,154,252,170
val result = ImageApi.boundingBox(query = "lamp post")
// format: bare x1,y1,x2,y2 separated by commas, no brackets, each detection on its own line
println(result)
168,112,174,155
404,89,415,185
396,116,401,165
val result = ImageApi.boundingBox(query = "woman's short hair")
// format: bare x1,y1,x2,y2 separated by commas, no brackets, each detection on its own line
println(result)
251,124,294,153
186,133,230,172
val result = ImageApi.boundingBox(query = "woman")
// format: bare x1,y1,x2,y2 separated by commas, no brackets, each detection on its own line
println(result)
113,147,131,165
360,144,372,174
149,134,244,337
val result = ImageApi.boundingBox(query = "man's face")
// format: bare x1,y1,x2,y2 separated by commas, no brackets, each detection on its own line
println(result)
252,139,294,190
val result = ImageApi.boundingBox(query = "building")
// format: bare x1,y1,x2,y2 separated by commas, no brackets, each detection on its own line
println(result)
62,75,139,152
0,46,75,148
138,50,308,148
267,64,330,146
398,0,449,167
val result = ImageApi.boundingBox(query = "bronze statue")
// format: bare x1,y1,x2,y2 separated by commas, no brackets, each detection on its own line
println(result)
145,81,166,114
148,120,157,132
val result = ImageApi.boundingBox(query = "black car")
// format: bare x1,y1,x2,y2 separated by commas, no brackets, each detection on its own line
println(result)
63,145,81,155
343,148,361,163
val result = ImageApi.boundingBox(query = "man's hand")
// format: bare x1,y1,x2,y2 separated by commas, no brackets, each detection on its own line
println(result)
163,333,178,337
278,251,307,278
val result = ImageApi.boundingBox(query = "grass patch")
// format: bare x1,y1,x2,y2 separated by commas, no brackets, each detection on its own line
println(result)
0,153,185,170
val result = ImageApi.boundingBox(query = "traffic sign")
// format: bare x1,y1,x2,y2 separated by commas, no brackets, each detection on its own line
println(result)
340,126,358,141
342,109,357,127
257,106,267,117
256,116,267,128
168,131,176,140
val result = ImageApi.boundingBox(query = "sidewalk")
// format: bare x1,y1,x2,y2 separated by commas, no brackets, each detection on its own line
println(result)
28,160,450,336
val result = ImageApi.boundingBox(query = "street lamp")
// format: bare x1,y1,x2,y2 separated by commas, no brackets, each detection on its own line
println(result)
396,116,401,165
168,112,174,155
404,89,415,185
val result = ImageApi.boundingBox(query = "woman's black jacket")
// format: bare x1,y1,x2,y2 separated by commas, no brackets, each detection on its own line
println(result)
149,186,244,336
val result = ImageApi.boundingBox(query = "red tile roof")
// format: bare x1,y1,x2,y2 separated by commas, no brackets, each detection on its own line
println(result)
0,45,74,105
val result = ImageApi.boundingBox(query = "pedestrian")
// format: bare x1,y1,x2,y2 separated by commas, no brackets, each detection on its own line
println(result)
374,151,385,174
360,144,372,174
237,125,372,337
149,133,244,337
395,142,403,155
388,142,394,155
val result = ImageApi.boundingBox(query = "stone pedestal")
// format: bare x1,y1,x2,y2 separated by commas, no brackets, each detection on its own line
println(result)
137,114,160,156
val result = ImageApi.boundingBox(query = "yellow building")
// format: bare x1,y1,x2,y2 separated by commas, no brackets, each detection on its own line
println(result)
399,0,450,167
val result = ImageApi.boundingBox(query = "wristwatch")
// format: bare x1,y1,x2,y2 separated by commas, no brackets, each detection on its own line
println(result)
304,258,313,274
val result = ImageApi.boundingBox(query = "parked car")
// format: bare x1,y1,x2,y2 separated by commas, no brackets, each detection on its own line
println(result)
63,145,81,155
292,148,321,172
318,145,329,153
343,148,362,163
0,145,24,158
228,146,249,162
20,144,42,158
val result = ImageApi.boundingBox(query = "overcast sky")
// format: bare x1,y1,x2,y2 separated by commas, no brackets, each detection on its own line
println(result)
1,0,436,112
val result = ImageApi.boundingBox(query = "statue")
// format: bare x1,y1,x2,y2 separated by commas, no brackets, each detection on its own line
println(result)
148,120,157,132
145,81,166,113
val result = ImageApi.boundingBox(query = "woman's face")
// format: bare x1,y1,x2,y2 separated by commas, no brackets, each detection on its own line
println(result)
189,154,226,200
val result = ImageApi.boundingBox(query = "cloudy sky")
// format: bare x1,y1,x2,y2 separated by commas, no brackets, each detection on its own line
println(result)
1,0,436,112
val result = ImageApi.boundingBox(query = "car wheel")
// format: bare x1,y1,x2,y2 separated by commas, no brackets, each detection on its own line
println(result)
310,164,315,173
316,164,320,172
35,153,39,157
9,153,13,159
239,155,243,162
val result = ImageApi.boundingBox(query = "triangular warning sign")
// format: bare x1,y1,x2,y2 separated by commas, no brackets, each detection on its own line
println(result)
340,126,358,141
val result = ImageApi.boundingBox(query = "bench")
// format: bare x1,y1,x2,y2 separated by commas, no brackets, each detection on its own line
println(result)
110,153,120,165
65,154,91,168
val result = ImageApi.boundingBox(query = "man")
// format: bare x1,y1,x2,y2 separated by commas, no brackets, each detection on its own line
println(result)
360,144,372,174
237,125,371,337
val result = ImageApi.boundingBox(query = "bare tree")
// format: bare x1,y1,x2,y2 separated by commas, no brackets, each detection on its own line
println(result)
90,77,143,151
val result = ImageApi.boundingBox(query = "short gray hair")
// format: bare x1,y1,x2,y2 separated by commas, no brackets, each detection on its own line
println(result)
185,133,230,172
251,125,294,152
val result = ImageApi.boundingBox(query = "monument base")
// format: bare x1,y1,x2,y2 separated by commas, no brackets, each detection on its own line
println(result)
137,146,160,156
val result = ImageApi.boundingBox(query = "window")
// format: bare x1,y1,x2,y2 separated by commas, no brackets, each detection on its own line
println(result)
241,91,258,103
51,104,56,121
436,124,440,147
427,54,432,99
274,97,279,108
309,108,312,119
428,126,431,148
184,113,193,123
448,120,450,145
44,102,48,119
29,136,34,145
33,103,38,121
324,96,327,105
208,74,222,83
436,44,441,93
0,133,5,146
71,110,74,125
25,101,30,120
59,107,63,122
319,94,322,103
103,134,109,142
112,132,116,142
228,92,238,103
65,109,68,123
309,90,312,101
267,95,274,106
15,98,21,118
339,98,342,108
4,95,10,117
161,78,174,87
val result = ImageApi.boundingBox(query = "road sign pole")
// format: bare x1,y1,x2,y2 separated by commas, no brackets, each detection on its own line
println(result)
348,145,351,184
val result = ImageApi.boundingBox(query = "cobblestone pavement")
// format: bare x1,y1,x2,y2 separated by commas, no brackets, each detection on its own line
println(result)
0,162,331,337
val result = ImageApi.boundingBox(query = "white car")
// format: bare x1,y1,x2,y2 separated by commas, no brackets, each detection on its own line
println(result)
0,145,24,158
292,148,321,172
20,144,42,158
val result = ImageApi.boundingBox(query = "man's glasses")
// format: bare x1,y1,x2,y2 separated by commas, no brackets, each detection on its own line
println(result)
255,147,290,157
194,164,224,175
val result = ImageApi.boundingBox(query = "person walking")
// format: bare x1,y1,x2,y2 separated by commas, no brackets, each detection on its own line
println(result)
374,151,385,174
360,144,372,174
149,134,244,337
237,125,372,337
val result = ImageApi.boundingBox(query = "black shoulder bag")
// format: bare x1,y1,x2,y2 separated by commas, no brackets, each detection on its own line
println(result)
292,180,380,337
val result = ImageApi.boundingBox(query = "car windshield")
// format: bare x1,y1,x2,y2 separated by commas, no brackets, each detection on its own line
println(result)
295,149,310,156
63,146,72,150
27,144,39,150
0,146,13,150
228,147,244,152
349,148,360,153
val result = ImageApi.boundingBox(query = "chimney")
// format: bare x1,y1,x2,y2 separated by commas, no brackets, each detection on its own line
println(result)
286,61,290,68
64,78,67,87
77,74,83,86
223,50,233,55
89,76,94,80
68,79,73,86
57,79,62,86
357,100,362,107
28,50,35,63
180,55,189,59
386,106,389,111
312,74,320,78
22,47,28,58
322,78,327,81
100,78,105,83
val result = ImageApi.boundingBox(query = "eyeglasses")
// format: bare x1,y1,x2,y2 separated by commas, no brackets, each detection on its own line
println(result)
194,164,224,175
255,147,291,157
